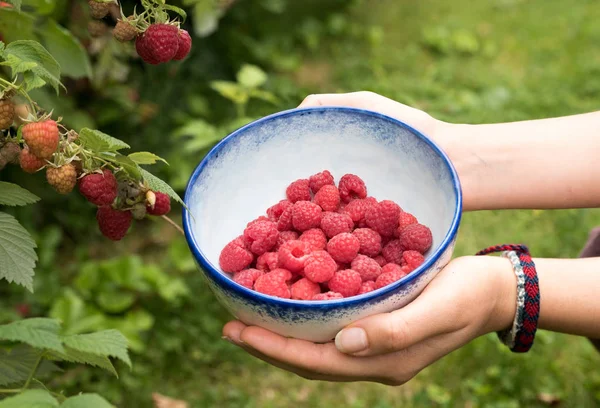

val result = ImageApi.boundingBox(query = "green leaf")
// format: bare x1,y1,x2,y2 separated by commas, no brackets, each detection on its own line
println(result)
0,10,36,42
61,394,114,408
96,291,135,314
192,1,221,37
0,345,61,386
100,153,141,181
0,389,58,407
163,4,187,21
62,330,131,368
78,128,130,152
140,168,183,206
128,152,168,165
0,182,40,206
23,70,48,91
47,346,117,378
249,89,279,104
209,80,248,105
0,211,37,292
0,318,64,353
1,40,62,93
237,64,268,88
6,0,21,11
21,0,54,14
37,19,92,79
172,119,221,152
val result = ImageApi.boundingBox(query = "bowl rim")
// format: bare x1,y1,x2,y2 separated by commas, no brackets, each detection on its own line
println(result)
182,106,463,307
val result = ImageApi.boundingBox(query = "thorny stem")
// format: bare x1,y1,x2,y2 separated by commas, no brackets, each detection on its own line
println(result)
162,215,184,235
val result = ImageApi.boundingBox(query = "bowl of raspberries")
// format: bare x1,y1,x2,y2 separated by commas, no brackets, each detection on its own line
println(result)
182,106,462,343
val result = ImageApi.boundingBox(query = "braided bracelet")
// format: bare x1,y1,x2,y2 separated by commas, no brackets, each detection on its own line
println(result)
476,244,540,353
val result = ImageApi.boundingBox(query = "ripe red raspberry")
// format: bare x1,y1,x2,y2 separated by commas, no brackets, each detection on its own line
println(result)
22,120,59,160
312,291,343,301
254,269,292,298
342,198,375,227
338,174,367,203
136,24,179,64
375,263,408,289
247,216,270,227
291,201,322,232
396,211,418,236
277,240,311,273
147,191,171,216
400,250,425,272
113,16,138,42
233,268,263,289
286,178,311,203
350,254,382,282
328,269,362,297
358,280,376,294
46,164,77,194
256,252,279,272
291,278,321,300
243,220,278,255
276,205,294,231
78,169,118,206
96,206,132,241
299,228,327,251
135,35,160,65
365,200,401,237
19,147,45,173
313,185,340,212
382,239,405,265
219,236,254,273
0,98,15,129
267,199,292,221
374,255,387,267
304,250,337,283
274,230,298,250
327,232,360,263
320,211,353,238
88,0,110,19
399,223,433,254
309,170,334,193
173,29,192,60
352,228,382,257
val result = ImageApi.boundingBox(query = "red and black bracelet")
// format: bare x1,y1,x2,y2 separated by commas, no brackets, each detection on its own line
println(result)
476,244,540,353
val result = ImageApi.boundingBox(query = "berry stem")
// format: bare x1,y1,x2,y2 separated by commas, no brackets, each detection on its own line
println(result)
161,214,184,236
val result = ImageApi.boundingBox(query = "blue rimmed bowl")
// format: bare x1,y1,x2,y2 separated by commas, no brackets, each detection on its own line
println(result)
182,106,462,343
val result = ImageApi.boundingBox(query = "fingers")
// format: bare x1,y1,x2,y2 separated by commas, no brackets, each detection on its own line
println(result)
298,92,379,109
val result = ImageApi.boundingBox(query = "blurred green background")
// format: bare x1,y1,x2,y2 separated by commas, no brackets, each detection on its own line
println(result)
2,0,600,406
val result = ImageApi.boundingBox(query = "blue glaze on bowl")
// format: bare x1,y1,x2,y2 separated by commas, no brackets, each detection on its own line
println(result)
182,106,462,342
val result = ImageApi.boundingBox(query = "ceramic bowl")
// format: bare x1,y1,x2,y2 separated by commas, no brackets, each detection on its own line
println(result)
182,106,462,343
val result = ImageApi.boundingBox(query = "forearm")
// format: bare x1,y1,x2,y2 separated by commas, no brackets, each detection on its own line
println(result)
441,111,600,211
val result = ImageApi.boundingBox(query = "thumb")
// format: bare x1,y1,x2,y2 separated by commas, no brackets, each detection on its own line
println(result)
298,92,379,109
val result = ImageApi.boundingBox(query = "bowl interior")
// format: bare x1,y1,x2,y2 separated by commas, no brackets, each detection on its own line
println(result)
185,107,460,281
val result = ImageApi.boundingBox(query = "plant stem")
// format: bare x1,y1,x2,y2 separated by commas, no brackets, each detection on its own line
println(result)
0,388,22,394
162,215,184,235
22,354,42,391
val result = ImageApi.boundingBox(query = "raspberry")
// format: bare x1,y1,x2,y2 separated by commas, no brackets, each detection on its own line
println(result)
254,268,292,298
267,200,292,221
352,228,382,257
312,291,343,301
276,205,294,231
342,198,375,227
336,261,349,271
136,24,179,64
247,216,270,227
286,179,311,203
358,280,376,294
22,120,59,160
96,206,132,241
375,263,408,289
113,16,138,42
299,228,327,251
399,223,433,254
0,142,20,165
382,239,404,265
303,250,336,283
291,201,322,232
277,240,311,273
350,254,382,282
243,220,278,255
19,147,45,173
256,252,279,272
327,232,360,263
309,170,334,193
338,174,367,203
313,184,340,212
46,164,77,194
233,268,263,289
0,98,14,129
400,250,425,272
328,269,362,297
135,35,160,65
291,278,321,300
147,191,171,216
320,212,353,238
374,255,387,267
219,236,254,273
173,29,192,60
396,211,418,236
365,200,401,237
88,0,110,19
78,169,118,206
274,230,298,250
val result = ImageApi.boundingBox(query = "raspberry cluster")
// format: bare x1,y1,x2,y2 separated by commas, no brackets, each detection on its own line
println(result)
219,171,433,301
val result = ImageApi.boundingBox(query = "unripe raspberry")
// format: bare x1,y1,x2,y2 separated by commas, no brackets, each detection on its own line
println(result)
46,164,77,194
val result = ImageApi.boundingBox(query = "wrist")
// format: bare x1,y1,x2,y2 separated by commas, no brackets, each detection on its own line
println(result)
483,256,518,334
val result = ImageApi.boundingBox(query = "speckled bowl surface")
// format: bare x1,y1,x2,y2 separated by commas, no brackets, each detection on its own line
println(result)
183,106,462,343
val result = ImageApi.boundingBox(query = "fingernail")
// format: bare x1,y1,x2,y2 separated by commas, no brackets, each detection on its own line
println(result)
222,335,234,344
335,327,368,354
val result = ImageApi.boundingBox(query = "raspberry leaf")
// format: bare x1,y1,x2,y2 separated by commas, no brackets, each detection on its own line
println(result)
210,80,248,105
0,389,58,407
46,346,118,377
78,128,130,152
0,345,57,386
127,152,168,165
0,182,40,206
100,153,141,180
162,4,187,21
237,64,267,88
6,0,21,11
140,168,183,206
0,318,64,353
0,212,37,292
60,394,114,408
38,19,92,79
61,330,131,368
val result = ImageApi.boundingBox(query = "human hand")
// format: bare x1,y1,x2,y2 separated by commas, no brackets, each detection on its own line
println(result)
222,255,516,385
